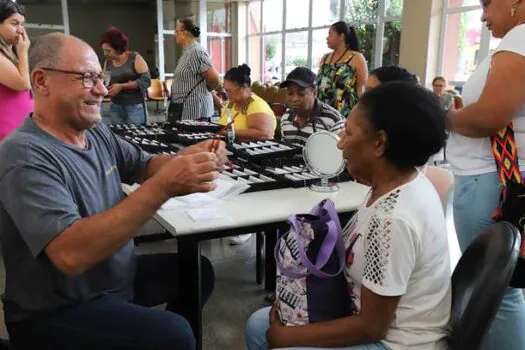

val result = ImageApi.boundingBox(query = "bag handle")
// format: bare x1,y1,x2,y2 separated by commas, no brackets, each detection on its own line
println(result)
275,199,345,279
172,77,205,104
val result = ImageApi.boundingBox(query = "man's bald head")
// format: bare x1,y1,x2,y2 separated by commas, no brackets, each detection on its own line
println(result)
29,33,91,72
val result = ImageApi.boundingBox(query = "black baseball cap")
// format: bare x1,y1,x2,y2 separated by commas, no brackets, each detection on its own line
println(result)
280,67,317,88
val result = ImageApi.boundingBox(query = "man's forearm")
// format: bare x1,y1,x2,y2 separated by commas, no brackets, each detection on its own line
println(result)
142,155,173,181
47,177,170,277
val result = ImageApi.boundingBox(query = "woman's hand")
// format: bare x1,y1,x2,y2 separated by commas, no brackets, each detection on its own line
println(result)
267,305,287,349
16,27,30,54
107,83,123,97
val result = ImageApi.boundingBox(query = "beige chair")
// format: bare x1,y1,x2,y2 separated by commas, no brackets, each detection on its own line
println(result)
424,165,461,270
147,79,166,113
425,166,454,214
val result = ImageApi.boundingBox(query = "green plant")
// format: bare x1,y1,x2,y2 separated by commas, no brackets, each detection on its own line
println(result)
292,57,308,67
265,41,277,61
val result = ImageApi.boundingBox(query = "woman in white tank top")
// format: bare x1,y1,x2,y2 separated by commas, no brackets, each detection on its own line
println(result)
446,2,525,349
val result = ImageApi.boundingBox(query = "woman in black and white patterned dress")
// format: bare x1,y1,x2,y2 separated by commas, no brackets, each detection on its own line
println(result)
172,18,219,120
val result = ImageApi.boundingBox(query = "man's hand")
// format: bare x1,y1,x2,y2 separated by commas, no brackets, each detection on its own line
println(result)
107,83,123,97
150,152,220,198
182,140,228,169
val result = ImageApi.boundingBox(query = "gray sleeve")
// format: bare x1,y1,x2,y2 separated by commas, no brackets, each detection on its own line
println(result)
113,134,153,185
136,71,151,94
98,124,153,184
192,48,213,73
132,52,151,93
0,163,81,257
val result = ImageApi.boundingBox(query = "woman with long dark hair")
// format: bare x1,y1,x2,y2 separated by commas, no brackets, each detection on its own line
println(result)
316,21,368,118
0,0,32,141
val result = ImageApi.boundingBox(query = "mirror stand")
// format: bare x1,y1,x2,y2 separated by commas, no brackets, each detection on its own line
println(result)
309,177,340,193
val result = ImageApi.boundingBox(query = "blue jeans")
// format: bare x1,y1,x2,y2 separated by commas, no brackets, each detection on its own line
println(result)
110,102,148,125
245,307,390,350
454,172,525,350
7,253,215,350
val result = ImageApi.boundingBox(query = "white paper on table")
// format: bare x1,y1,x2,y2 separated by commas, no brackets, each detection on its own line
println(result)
159,175,250,210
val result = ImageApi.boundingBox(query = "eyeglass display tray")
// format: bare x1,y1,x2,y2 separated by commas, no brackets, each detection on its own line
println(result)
165,120,222,133
227,141,301,165
110,124,177,143
174,132,224,146
220,162,287,193
264,164,353,188
122,135,177,154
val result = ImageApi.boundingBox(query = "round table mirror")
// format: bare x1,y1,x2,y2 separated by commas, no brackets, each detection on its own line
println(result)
303,131,345,192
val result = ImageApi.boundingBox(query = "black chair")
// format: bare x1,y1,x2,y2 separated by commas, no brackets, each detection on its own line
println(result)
448,221,520,350
0,337,10,350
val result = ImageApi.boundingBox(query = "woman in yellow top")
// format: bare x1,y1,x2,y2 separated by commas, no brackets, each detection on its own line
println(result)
219,64,276,140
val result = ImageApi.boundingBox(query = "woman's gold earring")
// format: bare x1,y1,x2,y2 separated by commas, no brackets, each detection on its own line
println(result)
511,4,517,17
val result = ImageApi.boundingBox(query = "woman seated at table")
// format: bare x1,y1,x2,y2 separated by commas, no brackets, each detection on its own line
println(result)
280,67,345,147
245,82,451,350
218,64,276,141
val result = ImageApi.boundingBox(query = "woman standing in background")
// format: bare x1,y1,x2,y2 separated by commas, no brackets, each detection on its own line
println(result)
100,27,151,125
0,0,32,142
432,76,455,111
447,0,525,348
317,21,367,118
172,18,219,120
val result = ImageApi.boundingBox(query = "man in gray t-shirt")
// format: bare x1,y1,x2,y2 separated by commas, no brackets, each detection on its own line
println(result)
0,33,227,350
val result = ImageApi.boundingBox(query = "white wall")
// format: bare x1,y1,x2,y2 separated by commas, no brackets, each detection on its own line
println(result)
24,2,157,69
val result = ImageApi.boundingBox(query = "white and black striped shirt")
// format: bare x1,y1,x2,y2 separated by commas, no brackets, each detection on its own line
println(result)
280,99,345,146
172,42,214,120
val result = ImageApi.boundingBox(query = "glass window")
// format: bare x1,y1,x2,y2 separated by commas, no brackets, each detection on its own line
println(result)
208,37,222,74
346,0,378,24
248,1,262,35
224,37,233,74
354,23,376,69
312,0,340,28
263,34,283,83
382,20,402,66
311,28,330,73
207,3,232,33
263,0,283,32
286,0,309,29
448,0,480,7
385,0,404,18
249,36,263,82
442,9,483,82
284,31,308,76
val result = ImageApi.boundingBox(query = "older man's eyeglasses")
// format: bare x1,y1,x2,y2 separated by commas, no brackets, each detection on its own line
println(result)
40,68,109,88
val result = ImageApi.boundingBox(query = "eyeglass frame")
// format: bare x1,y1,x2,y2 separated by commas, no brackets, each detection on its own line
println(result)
40,67,108,88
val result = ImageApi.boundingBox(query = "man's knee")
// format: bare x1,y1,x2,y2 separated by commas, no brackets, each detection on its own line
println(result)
150,312,196,350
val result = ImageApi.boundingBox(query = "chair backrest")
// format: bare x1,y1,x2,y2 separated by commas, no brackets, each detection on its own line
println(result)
447,221,520,350
164,79,174,99
424,166,454,214
147,79,165,99
252,84,266,100
265,86,278,105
